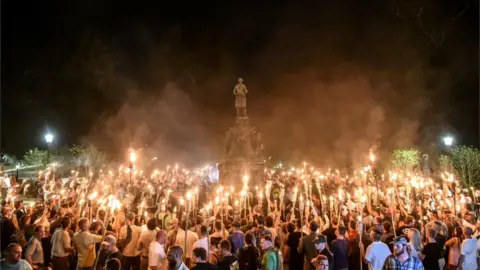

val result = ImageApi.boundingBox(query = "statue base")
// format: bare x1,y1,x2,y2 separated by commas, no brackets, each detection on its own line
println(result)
218,158,265,188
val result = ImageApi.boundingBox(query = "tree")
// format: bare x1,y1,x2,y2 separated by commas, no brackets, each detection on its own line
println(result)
69,144,106,173
450,146,480,188
391,148,421,171
22,148,49,167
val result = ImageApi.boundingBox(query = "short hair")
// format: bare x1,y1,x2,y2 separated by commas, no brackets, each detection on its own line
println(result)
181,219,190,230
168,245,183,257
147,218,157,231
200,225,208,236
348,220,357,230
266,216,274,227
257,215,265,226
126,212,136,221
214,220,222,231
220,240,231,251
374,216,383,224
34,225,44,233
371,228,382,241
337,226,347,236
295,219,302,229
61,217,71,229
316,254,328,262
14,200,23,209
6,243,21,253
262,235,273,243
245,231,254,245
310,221,319,232
426,228,437,239
383,221,392,233
78,218,89,229
286,222,295,233
105,258,121,270
464,226,473,236
196,216,204,225
193,247,207,260
405,215,414,224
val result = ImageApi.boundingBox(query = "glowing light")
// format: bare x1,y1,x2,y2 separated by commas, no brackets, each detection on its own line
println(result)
443,136,454,146
45,133,54,144
129,150,137,163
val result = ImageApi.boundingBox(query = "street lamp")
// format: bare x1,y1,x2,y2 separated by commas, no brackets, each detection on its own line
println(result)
44,133,54,165
443,136,454,147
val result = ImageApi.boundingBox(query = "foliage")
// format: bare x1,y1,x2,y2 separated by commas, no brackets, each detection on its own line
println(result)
391,148,421,171
22,148,50,166
438,154,451,171
451,146,480,188
69,144,106,172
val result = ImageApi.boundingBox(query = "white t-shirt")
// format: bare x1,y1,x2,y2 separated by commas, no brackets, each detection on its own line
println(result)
461,238,477,270
365,241,391,270
193,237,209,253
119,225,142,257
148,241,167,270
25,238,44,264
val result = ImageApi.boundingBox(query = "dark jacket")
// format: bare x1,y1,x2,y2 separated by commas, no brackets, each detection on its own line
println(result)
297,232,317,270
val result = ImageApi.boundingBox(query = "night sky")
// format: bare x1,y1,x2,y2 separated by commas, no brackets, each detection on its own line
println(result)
2,0,479,166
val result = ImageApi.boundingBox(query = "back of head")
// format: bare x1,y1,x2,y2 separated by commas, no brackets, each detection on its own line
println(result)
147,218,157,231
310,221,319,233
220,240,231,251
214,220,222,231
200,225,208,236
61,217,71,229
383,221,392,233
337,226,347,236
265,216,274,227
168,245,183,257
105,258,121,270
286,222,295,234
193,247,207,261
257,215,265,226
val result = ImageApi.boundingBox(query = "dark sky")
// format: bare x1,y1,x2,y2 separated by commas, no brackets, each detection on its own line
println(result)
2,0,479,166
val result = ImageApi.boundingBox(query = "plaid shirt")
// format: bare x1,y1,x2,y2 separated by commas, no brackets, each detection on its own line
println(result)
383,255,424,270
252,226,272,247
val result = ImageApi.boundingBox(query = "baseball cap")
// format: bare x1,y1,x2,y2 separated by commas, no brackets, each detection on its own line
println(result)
101,235,117,246
390,236,408,246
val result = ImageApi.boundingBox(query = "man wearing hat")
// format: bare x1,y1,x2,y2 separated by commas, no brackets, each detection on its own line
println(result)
97,235,122,269
383,236,423,269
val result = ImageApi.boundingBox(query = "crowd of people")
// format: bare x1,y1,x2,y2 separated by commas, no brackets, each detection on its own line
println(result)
1,168,480,270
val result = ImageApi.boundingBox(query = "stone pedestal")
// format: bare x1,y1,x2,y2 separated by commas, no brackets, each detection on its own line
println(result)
218,117,265,188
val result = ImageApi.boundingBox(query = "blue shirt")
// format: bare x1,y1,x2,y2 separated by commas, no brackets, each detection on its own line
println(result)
228,231,245,255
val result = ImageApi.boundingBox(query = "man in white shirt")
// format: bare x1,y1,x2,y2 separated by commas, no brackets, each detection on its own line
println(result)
51,217,73,270
193,225,210,253
119,212,143,270
72,218,103,269
137,218,159,270
167,245,189,270
1,243,33,270
361,228,391,270
149,230,167,270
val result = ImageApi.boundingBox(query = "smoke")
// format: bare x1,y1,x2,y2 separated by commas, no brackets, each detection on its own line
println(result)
82,1,468,168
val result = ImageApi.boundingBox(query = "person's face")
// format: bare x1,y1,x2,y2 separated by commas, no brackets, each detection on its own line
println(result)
393,244,405,256
81,221,89,231
315,242,325,251
317,259,329,270
36,227,45,238
101,243,112,252
8,246,22,263
261,239,270,250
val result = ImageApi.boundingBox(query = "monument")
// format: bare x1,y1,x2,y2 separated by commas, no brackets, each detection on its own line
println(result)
218,78,265,187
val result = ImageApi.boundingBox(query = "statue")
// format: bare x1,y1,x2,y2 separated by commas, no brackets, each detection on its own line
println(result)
233,78,248,117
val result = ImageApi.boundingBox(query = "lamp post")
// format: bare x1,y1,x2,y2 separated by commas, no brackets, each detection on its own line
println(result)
443,135,456,215
44,133,54,165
